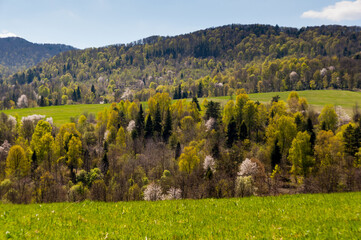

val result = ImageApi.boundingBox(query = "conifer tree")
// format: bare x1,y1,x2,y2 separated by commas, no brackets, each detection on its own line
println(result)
163,108,172,142
175,142,181,159
144,115,153,139
226,117,237,147
198,82,203,97
239,120,248,140
271,139,282,169
101,153,109,175
153,103,162,136
72,89,77,102
192,96,201,111
76,86,81,100
31,151,37,179
135,104,145,137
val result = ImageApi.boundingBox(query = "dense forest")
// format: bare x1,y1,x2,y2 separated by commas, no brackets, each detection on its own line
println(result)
1,91,361,203
1,24,361,110
0,37,75,74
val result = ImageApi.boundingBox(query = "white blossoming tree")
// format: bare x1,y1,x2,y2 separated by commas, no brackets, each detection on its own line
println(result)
17,94,28,108
237,158,258,176
143,182,163,201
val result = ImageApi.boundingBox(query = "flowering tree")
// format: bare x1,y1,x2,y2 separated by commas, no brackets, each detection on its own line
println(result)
144,182,163,201
238,158,258,176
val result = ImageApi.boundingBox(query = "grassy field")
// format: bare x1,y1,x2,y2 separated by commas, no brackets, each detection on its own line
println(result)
0,192,360,239
2,90,361,126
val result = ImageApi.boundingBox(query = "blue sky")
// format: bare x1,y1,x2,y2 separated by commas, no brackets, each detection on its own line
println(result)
0,0,361,49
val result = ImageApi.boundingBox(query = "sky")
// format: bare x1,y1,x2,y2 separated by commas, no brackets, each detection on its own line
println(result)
0,0,361,49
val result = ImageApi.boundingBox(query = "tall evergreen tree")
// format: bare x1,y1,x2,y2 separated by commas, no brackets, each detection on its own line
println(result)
135,104,145,137
72,89,77,102
205,101,221,120
271,139,282,169
31,151,38,179
306,117,316,148
226,117,237,147
101,153,109,175
153,104,162,136
144,114,153,139
198,82,203,98
192,96,201,111
163,108,172,142
239,120,248,140
76,86,81,100
175,142,181,159
91,84,96,94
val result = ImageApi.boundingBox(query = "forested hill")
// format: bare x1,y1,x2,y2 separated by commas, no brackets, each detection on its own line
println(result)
2,24,361,109
0,37,75,73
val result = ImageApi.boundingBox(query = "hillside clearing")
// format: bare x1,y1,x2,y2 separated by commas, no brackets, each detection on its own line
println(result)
1,90,360,126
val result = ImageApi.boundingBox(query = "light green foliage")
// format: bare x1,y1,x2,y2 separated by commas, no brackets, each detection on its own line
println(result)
6,145,30,178
235,176,254,197
30,120,54,165
267,115,297,155
314,130,343,167
318,104,338,131
178,144,200,174
66,135,83,170
288,131,314,176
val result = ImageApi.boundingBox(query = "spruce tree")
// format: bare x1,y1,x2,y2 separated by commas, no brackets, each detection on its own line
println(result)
344,124,356,156
198,82,203,97
175,142,181,159
192,96,201,111
144,114,154,139
306,117,316,148
226,117,237,147
31,151,38,179
76,86,81,100
239,120,248,140
153,104,162,136
271,139,282,169
91,84,96,94
162,108,172,142
72,89,77,102
101,153,109,175
135,104,145,137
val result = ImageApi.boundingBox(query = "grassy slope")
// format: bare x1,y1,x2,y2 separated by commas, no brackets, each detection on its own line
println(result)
0,192,360,239
2,90,360,126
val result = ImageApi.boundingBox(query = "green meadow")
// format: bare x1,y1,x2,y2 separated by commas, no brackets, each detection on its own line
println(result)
2,90,360,126
0,192,360,239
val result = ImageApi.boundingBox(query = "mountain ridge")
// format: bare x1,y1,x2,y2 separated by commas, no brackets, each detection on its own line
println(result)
0,37,75,73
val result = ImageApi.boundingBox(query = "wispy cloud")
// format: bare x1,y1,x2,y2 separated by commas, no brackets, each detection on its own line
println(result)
0,31,17,38
301,0,361,21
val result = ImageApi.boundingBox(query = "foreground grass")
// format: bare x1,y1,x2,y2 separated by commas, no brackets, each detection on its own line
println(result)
2,90,360,126
1,192,361,239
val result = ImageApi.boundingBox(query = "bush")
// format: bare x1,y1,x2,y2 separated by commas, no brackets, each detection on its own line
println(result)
235,176,254,197
68,182,89,202
90,180,107,201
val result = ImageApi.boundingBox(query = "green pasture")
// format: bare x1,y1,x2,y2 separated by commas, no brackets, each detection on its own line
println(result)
0,192,360,239
2,90,361,126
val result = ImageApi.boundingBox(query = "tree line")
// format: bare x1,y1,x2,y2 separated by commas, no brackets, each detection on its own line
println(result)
1,91,361,203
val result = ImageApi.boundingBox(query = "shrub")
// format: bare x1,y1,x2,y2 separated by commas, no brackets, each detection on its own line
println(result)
235,176,254,197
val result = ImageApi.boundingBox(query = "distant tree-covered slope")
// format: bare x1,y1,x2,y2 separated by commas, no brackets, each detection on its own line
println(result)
0,37,75,72
1,24,361,109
